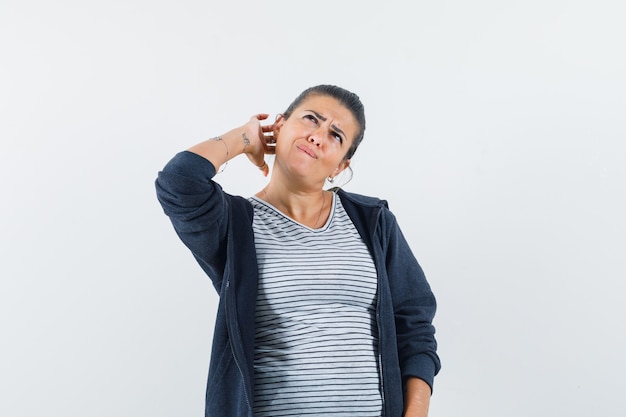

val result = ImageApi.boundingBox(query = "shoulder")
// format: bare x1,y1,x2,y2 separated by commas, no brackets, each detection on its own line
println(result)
334,188,398,238
224,193,254,219
334,188,389,209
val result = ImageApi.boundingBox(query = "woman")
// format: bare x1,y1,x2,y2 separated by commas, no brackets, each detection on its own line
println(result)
156,85,440,417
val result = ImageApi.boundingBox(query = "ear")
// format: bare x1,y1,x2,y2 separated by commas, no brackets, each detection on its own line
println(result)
273,114,285,137
332,159,351,177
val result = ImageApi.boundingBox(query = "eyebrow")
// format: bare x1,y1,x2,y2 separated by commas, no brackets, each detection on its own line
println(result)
306,109,347,142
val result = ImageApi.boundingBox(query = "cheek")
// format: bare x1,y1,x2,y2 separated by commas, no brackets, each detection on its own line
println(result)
273,136,293,158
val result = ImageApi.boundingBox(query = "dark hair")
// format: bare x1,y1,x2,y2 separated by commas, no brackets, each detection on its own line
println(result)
283,85,365,160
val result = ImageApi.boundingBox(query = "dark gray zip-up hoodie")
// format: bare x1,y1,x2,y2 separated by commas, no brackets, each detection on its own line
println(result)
156,151,440,417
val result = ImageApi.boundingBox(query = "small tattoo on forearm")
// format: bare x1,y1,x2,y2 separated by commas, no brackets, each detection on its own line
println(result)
242,132,250,149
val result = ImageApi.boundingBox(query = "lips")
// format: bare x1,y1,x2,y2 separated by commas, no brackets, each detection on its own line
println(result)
296,145,317,159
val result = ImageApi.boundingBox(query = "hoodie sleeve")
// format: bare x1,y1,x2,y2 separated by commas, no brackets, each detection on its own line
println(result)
383,209,441,392
155,150,229,292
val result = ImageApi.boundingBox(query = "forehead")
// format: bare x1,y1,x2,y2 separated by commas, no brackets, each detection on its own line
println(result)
294,95,358,137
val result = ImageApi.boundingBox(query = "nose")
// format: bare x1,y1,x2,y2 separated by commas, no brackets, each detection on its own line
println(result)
307,127,323,146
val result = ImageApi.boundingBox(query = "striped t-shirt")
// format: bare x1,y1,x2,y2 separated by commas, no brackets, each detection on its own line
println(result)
249,193,382,417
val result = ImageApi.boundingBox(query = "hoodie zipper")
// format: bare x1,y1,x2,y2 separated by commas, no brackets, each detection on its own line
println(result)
376,282,385,417
373,208,386,416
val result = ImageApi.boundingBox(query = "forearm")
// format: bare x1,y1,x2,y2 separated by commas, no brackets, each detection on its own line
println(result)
404,377,431,417
187,126,251,170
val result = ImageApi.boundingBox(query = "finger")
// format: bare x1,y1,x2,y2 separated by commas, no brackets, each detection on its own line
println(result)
254,113,270,120
263,130,276,144
264,136,276,153
256,160,269,177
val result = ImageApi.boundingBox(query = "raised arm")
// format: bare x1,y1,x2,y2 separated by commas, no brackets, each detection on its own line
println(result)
155,114,274,290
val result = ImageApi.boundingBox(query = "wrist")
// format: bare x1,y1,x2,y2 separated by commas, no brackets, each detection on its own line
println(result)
222,126,253,156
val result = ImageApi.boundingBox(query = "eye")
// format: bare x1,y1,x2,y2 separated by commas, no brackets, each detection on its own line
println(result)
331,132,343,144
303,114,318,125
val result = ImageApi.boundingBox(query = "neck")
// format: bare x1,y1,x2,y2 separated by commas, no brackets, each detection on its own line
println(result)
259,182,329,229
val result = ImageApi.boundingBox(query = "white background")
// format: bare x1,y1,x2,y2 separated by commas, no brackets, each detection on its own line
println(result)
1,1,625,416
